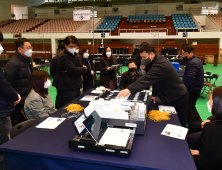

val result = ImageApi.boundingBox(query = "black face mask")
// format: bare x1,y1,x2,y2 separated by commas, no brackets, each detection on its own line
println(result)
183,56,189,61
129,67,137,72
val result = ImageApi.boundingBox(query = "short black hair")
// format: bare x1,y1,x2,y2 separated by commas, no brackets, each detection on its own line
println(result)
127,60,136,67
212,86,222,120
81,48,90,57
0,32,3,42
15,38,30,51
140,42,148,47
182,44,194,53
58,42,65,51
139,43,156,54
64,35,78,46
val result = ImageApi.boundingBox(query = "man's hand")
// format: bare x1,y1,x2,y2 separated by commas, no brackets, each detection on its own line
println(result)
107,67,111,71
151,97,159,104
118,89,130,98
83,65,87,70
190,149,200,155
91,71,94,75
201,120,210,128
14,94,21,106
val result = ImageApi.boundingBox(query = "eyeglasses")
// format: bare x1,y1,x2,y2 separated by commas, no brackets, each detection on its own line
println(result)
27,47,33,50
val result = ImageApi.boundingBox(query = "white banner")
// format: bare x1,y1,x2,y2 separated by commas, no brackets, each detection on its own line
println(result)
73,10,91,21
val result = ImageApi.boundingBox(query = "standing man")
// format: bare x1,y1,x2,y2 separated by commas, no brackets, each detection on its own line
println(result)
50,42,65,109
136,42,148,73
58,35,87,105
0,32,21,169
120,60,142,90
4,38,33,126
182,44,204,123
118,43,189,127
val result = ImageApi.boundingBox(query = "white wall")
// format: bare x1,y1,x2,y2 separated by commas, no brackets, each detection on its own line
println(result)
77,18,101,32
14,6,28,20
35,8,74,19
0,0,28,21
194,15,206,26
204,15,220,31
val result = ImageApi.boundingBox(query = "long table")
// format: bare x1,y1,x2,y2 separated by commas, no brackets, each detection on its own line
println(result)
0,89,196,170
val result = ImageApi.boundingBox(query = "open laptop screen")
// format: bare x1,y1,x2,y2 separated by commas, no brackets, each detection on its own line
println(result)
73,114,86,135
83,111,106,142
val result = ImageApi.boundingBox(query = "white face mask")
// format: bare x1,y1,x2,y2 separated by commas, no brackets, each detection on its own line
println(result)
0,45,4,55
207,101,212,113
83,53,89,59
75,49,79,54
24,49,32,57
44,79,51,89
68,47,76,55
106,52,111,58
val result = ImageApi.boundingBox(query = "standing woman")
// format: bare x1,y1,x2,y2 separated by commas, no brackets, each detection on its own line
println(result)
99,47,118,89
81,48,94,92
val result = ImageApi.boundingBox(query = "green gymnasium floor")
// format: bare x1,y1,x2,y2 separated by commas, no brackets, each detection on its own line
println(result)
48,63,222,121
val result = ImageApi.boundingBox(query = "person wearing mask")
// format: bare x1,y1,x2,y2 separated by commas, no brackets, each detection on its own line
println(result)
120,60,142,90
0,32,21,169
187,86,222,170
118,43,189,127
182,44,204,123
4,38,33,126
81,48,94,92
135,42,149,73
50,42,65,109
99,46,118,89
58,35,87,105
24,70,56,122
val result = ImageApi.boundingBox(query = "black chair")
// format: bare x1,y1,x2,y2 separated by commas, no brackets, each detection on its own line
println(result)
9,119,39,139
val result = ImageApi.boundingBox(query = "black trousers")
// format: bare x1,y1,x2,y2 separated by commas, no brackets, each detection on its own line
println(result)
11,103,25,127
55,82,64,109
186,121,202,150
169,93,189,127
63,89,80,106
188,91,202,123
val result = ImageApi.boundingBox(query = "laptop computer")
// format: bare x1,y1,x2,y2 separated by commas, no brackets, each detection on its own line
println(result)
83,111,131,147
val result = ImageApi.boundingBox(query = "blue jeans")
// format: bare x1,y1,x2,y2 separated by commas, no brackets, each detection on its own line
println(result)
0,116,12,170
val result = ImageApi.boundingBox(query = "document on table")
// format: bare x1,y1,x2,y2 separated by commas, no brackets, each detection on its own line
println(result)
99,128,131,147
80,95,97,101
35,117,66,129
161,124,188,140
159,105,177,114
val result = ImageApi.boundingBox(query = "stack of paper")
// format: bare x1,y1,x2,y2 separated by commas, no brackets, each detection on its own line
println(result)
35,117,66,129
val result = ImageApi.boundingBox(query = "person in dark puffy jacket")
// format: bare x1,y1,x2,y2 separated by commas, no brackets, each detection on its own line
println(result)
182,44,204,123
0,32,21,169
58,35,87,105
50,42,65,109
4,38,33,126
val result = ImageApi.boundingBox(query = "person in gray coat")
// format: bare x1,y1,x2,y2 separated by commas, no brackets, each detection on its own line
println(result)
24,70,57,122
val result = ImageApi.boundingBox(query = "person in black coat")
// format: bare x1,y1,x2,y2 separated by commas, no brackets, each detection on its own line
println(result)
188,86,222,170
4,38,33,126
58,35,87,105
0,32,21,169
99,47,118,89
182,44,204,123
118,43,189,127
81,48,94,92
120,60,142,90
50,42,65,109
